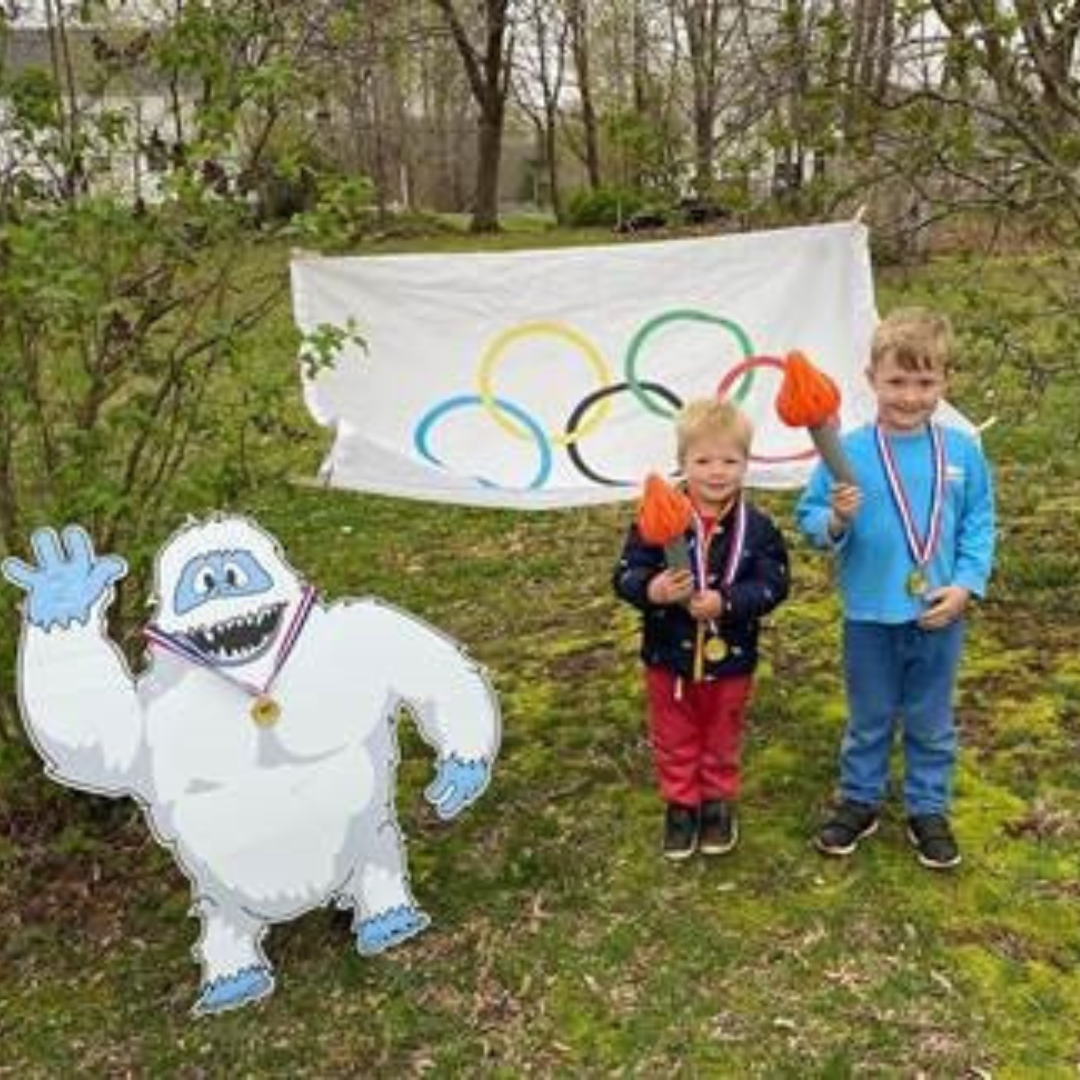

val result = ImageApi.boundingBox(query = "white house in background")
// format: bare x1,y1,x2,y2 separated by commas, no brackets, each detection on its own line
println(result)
0,24,543,216
0,25,189,202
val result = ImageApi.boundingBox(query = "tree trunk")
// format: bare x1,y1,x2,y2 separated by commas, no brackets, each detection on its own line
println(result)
567,0,601,188
693,99,714,198
545,104,562,219
472,103,505,231
679,0,724,199
632,1,649,116
432,0,513,233
370,68,390,220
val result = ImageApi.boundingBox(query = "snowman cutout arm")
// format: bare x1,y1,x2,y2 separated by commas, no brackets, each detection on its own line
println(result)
344,600,499,818
2,526,147,798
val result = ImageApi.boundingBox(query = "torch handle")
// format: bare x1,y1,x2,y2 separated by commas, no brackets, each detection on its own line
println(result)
809,423,856,485
663,538,692,573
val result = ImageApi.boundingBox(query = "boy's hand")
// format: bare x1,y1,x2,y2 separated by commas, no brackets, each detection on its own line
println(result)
688,590,723,621
918,585,969,629
647,569,694,605
828,482,862,537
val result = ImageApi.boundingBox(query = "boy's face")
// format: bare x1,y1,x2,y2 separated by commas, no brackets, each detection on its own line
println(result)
867,351,946,433
682,432,748,514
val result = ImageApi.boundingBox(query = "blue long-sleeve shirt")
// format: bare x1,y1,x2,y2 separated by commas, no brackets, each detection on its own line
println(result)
796,422,995,623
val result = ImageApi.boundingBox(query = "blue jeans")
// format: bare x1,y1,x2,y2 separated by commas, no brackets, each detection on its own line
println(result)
840,619,965,816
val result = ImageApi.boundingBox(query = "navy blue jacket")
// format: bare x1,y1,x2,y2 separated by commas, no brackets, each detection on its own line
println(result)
613,501,790,678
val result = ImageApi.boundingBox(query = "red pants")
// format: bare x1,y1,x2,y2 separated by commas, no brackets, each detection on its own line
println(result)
645,666,753,806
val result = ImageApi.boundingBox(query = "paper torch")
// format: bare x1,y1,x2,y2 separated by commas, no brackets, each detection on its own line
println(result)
775,350,855,485
637,473,693,571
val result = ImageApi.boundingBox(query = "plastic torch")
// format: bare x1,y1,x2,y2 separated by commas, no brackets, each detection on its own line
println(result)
775,350,855,485
637,473,693,572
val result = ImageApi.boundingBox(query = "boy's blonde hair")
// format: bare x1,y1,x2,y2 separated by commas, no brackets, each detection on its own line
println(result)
675,399,753,464
871,307,953,372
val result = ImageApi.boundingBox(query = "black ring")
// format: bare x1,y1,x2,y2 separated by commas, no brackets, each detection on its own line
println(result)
566,380,684,486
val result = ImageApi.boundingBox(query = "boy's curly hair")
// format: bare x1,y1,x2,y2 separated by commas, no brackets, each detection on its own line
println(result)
871,307,952,372
675,399,753,464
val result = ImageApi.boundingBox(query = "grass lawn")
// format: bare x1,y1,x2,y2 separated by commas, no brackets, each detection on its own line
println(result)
1,220,1078,1076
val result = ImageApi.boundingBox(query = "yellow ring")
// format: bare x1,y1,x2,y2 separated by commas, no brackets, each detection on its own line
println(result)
477,321,612,446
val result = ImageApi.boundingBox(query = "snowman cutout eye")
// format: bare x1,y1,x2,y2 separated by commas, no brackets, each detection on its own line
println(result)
221,560,249,591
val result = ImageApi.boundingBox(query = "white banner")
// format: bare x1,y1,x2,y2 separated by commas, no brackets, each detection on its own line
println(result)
291,222,968,509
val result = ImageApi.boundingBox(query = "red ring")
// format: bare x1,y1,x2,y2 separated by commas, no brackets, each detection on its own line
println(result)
716,355,819,464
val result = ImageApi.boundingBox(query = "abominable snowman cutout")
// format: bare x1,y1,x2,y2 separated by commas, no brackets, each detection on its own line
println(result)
2,517,500,1015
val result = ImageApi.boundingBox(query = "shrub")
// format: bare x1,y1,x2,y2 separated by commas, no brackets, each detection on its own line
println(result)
565,185,647,228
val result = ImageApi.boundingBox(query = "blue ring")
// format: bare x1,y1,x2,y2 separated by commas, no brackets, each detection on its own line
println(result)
414,394,553,490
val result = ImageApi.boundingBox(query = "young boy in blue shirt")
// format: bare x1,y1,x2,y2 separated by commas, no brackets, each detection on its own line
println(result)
796,308,995,869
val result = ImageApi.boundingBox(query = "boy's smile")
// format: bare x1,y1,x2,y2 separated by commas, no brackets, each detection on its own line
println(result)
683,434,748,515
867,352,947,433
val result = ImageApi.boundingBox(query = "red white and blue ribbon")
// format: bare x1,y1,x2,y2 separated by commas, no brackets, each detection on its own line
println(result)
691,497,747,591
875,422,945,570
721,497,747,589
144,585,318,701
687,497,747,681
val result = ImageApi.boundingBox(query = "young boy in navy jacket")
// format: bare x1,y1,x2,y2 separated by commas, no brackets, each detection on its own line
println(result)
797,308,995,870
614,400,790,860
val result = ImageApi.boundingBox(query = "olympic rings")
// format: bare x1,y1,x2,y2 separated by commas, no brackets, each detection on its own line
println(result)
477,321,612,446
413,311,822,491
625,310,756,418
414,394,552,490
716,355,818,465
566,381,684,487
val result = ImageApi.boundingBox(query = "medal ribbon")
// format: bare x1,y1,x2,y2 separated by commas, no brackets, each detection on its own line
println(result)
875,422,945,570
722,497,747,588
690,510,713,594
144,585,317,701
690,497,747,679
690,496,746,591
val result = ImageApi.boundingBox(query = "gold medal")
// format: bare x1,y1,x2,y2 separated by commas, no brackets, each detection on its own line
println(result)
704,636,727,662
878,423,946,602
251,695,281,726
906,569,928,597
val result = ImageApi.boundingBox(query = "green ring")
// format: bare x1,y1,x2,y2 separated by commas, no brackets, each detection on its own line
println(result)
624,310,757,417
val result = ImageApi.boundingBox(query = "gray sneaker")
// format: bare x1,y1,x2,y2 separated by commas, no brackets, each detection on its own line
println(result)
663,803,698,861
699,800,738,855
815,800,880,856
907,814,961,870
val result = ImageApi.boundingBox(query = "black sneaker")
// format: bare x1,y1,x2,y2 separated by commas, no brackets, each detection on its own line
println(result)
663,803,699,861
699,800,738,855
907,814,961,870
815,800,880,856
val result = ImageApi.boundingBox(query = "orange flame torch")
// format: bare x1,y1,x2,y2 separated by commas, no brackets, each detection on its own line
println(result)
637,473,693,571
775,350,855,484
